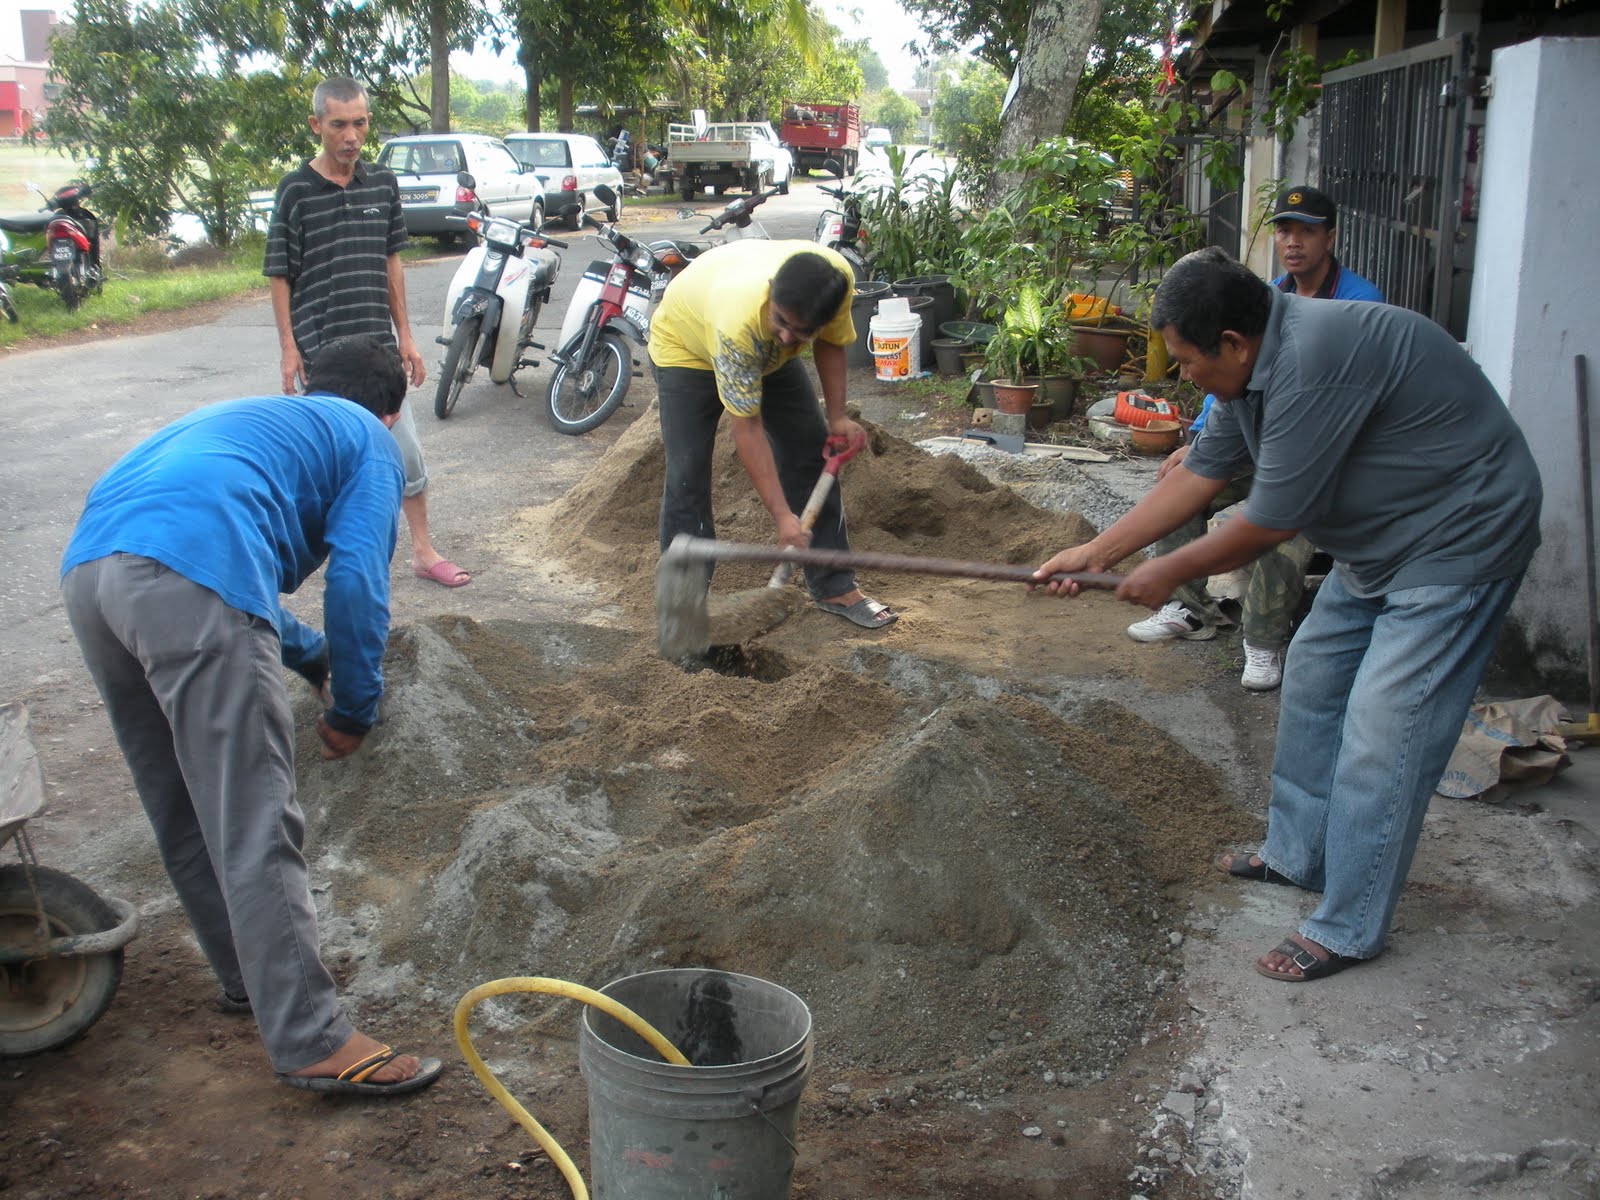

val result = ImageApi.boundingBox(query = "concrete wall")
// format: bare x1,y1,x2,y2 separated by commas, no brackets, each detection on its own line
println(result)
1466,37,1600,697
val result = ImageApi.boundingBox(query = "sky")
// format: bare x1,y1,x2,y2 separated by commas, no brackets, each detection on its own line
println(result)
2,0,926,90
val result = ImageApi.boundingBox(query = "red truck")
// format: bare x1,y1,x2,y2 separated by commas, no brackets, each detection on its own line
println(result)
779,101,861,177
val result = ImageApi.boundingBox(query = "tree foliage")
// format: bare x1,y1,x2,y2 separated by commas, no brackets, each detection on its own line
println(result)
864,89,921,141
47,0,301,245
929,58,1006,178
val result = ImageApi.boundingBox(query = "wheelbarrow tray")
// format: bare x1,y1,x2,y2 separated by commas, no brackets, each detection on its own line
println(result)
0,702,45,844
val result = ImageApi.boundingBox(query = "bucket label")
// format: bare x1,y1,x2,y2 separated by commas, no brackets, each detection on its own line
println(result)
871,332,913,380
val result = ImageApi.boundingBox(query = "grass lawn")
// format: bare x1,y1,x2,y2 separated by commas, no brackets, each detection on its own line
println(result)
0,142,86,212
1,235,270,349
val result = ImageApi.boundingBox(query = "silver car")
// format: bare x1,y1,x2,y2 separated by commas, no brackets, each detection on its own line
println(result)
376,134,548,243
503,132,624,230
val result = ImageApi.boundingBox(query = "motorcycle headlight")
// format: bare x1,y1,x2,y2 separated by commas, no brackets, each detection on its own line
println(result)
485,217,521,243
630,244,656,270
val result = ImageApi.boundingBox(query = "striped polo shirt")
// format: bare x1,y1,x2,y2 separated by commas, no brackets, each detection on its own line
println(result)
262,160,408,361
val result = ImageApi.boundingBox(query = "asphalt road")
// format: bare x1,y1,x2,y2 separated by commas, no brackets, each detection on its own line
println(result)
0,178,838,696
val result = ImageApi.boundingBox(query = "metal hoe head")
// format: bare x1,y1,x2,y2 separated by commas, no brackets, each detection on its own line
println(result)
656,535,712,659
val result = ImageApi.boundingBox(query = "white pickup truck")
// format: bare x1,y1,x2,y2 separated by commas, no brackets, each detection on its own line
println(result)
670,122,794,200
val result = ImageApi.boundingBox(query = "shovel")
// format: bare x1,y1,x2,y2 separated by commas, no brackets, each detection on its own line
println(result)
766,432,864,590
656,534,1123,659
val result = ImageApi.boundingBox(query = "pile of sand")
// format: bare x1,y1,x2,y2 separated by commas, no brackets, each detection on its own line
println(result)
297,415,1252,1083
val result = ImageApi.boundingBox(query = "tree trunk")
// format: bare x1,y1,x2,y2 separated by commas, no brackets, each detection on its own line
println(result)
429,0,450,133
522,58,542,131
988,0,1105,205
558,78,574,131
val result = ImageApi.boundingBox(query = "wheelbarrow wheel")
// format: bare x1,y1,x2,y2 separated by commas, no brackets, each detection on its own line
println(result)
0,864,125,1057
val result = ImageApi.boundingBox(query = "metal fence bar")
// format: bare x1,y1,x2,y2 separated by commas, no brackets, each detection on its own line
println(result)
1319,34,1473,336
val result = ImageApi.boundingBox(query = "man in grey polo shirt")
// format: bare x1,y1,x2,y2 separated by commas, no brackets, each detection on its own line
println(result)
1035,248,1541,983
265,76,470,590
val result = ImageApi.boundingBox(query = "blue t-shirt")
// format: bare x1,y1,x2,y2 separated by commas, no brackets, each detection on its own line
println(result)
62,394,404,733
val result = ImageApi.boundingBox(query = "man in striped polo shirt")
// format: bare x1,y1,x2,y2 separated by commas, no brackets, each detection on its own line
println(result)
265,77,470,589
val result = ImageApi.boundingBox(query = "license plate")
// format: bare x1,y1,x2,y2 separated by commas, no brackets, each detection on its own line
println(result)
400,188,436,203
52,243,73,259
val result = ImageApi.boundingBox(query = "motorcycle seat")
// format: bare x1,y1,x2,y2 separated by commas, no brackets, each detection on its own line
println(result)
648,239,704,261
0,213,53,235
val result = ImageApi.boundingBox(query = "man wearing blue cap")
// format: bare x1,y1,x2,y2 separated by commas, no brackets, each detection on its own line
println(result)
1267,185,1381,300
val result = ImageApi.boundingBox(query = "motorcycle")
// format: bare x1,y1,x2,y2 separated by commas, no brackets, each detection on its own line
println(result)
545,183,779,435
0,180,104,318
814,158,871,283
433,172,567,420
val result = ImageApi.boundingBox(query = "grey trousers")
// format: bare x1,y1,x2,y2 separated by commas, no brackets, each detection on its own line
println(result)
62,554,352,1072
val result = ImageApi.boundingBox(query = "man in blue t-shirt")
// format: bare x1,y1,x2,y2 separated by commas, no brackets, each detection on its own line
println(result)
1128,186,1383,690
60,334,443,1098
1036,249,1540,985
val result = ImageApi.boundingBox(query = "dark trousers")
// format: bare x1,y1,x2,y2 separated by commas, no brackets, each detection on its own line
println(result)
655,358,854,598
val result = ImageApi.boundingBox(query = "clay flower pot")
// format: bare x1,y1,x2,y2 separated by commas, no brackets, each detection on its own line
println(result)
1071,325,1133,374
1128,419,1182,455
990,379,1038,415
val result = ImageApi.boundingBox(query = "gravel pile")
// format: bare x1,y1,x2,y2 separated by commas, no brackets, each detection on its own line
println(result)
916,437,1154,539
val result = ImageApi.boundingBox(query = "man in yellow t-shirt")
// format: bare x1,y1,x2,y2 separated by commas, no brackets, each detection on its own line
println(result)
649,239,896,628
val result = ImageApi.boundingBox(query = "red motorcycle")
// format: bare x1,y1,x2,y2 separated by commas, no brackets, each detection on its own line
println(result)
544,183,779,435
0,181,104,316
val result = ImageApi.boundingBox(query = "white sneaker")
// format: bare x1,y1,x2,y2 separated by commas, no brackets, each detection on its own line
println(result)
1241,641,1283,691
1127,601,1217,643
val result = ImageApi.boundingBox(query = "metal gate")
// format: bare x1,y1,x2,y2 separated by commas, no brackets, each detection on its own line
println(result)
1318,35,1474,336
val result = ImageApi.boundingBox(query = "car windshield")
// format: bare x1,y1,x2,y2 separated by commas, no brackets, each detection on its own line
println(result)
510,140,570,169
382,142,463,175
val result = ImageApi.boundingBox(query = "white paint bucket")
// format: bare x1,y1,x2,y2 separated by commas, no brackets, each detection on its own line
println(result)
870,309,923,381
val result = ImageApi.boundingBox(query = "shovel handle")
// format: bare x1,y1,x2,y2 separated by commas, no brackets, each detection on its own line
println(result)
767,435,866,588
675,537,1122,591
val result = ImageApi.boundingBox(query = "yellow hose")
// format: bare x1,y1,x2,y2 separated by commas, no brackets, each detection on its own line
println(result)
452,976,692,1200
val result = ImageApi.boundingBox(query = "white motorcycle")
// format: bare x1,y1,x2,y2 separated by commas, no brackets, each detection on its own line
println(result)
546,183,779,435
434,175,567,420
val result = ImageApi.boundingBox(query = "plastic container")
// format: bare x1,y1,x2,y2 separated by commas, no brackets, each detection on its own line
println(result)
846,281,892,370
580,969,814,1200
893,274,959,338
931,337,971,376
905,293,935,368
870,302,925,381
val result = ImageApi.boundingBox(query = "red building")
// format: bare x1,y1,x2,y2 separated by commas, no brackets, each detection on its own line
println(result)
2,9,60,137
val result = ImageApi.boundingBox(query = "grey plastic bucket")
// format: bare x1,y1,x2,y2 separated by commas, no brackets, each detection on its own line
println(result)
893,274,959,339
579,968,814,1199
905,293,935,369
846,281,892,370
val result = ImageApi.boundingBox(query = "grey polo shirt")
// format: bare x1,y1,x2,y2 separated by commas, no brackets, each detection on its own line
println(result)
262,160,408,361
1184,292,1542,596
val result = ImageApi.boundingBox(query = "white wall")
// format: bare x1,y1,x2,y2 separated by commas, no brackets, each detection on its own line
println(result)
1467,37,1600,695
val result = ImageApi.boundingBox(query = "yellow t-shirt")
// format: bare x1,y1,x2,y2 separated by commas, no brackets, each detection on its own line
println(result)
647,240,856,417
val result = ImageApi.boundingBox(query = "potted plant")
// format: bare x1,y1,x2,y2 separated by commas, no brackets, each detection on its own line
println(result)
986,282,1094,420
982,323,1038,415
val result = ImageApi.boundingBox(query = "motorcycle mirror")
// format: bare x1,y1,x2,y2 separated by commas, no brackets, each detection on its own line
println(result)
456,170,478,191
823,158,844,178
594,184,617,209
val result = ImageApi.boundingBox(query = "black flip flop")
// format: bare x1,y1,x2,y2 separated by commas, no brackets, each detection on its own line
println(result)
277,1047,444,1097
1254,937,1367,983
1216,851,1296,886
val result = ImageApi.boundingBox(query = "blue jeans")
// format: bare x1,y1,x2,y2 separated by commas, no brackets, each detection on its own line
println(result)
1261,569,1523,959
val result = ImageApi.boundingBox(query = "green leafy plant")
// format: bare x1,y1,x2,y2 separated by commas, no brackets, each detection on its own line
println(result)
852,145,967,283
983,282,1092,382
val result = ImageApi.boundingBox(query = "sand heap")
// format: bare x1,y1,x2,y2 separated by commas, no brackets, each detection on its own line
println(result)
296,417,1253,1083
517,409,1102,606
